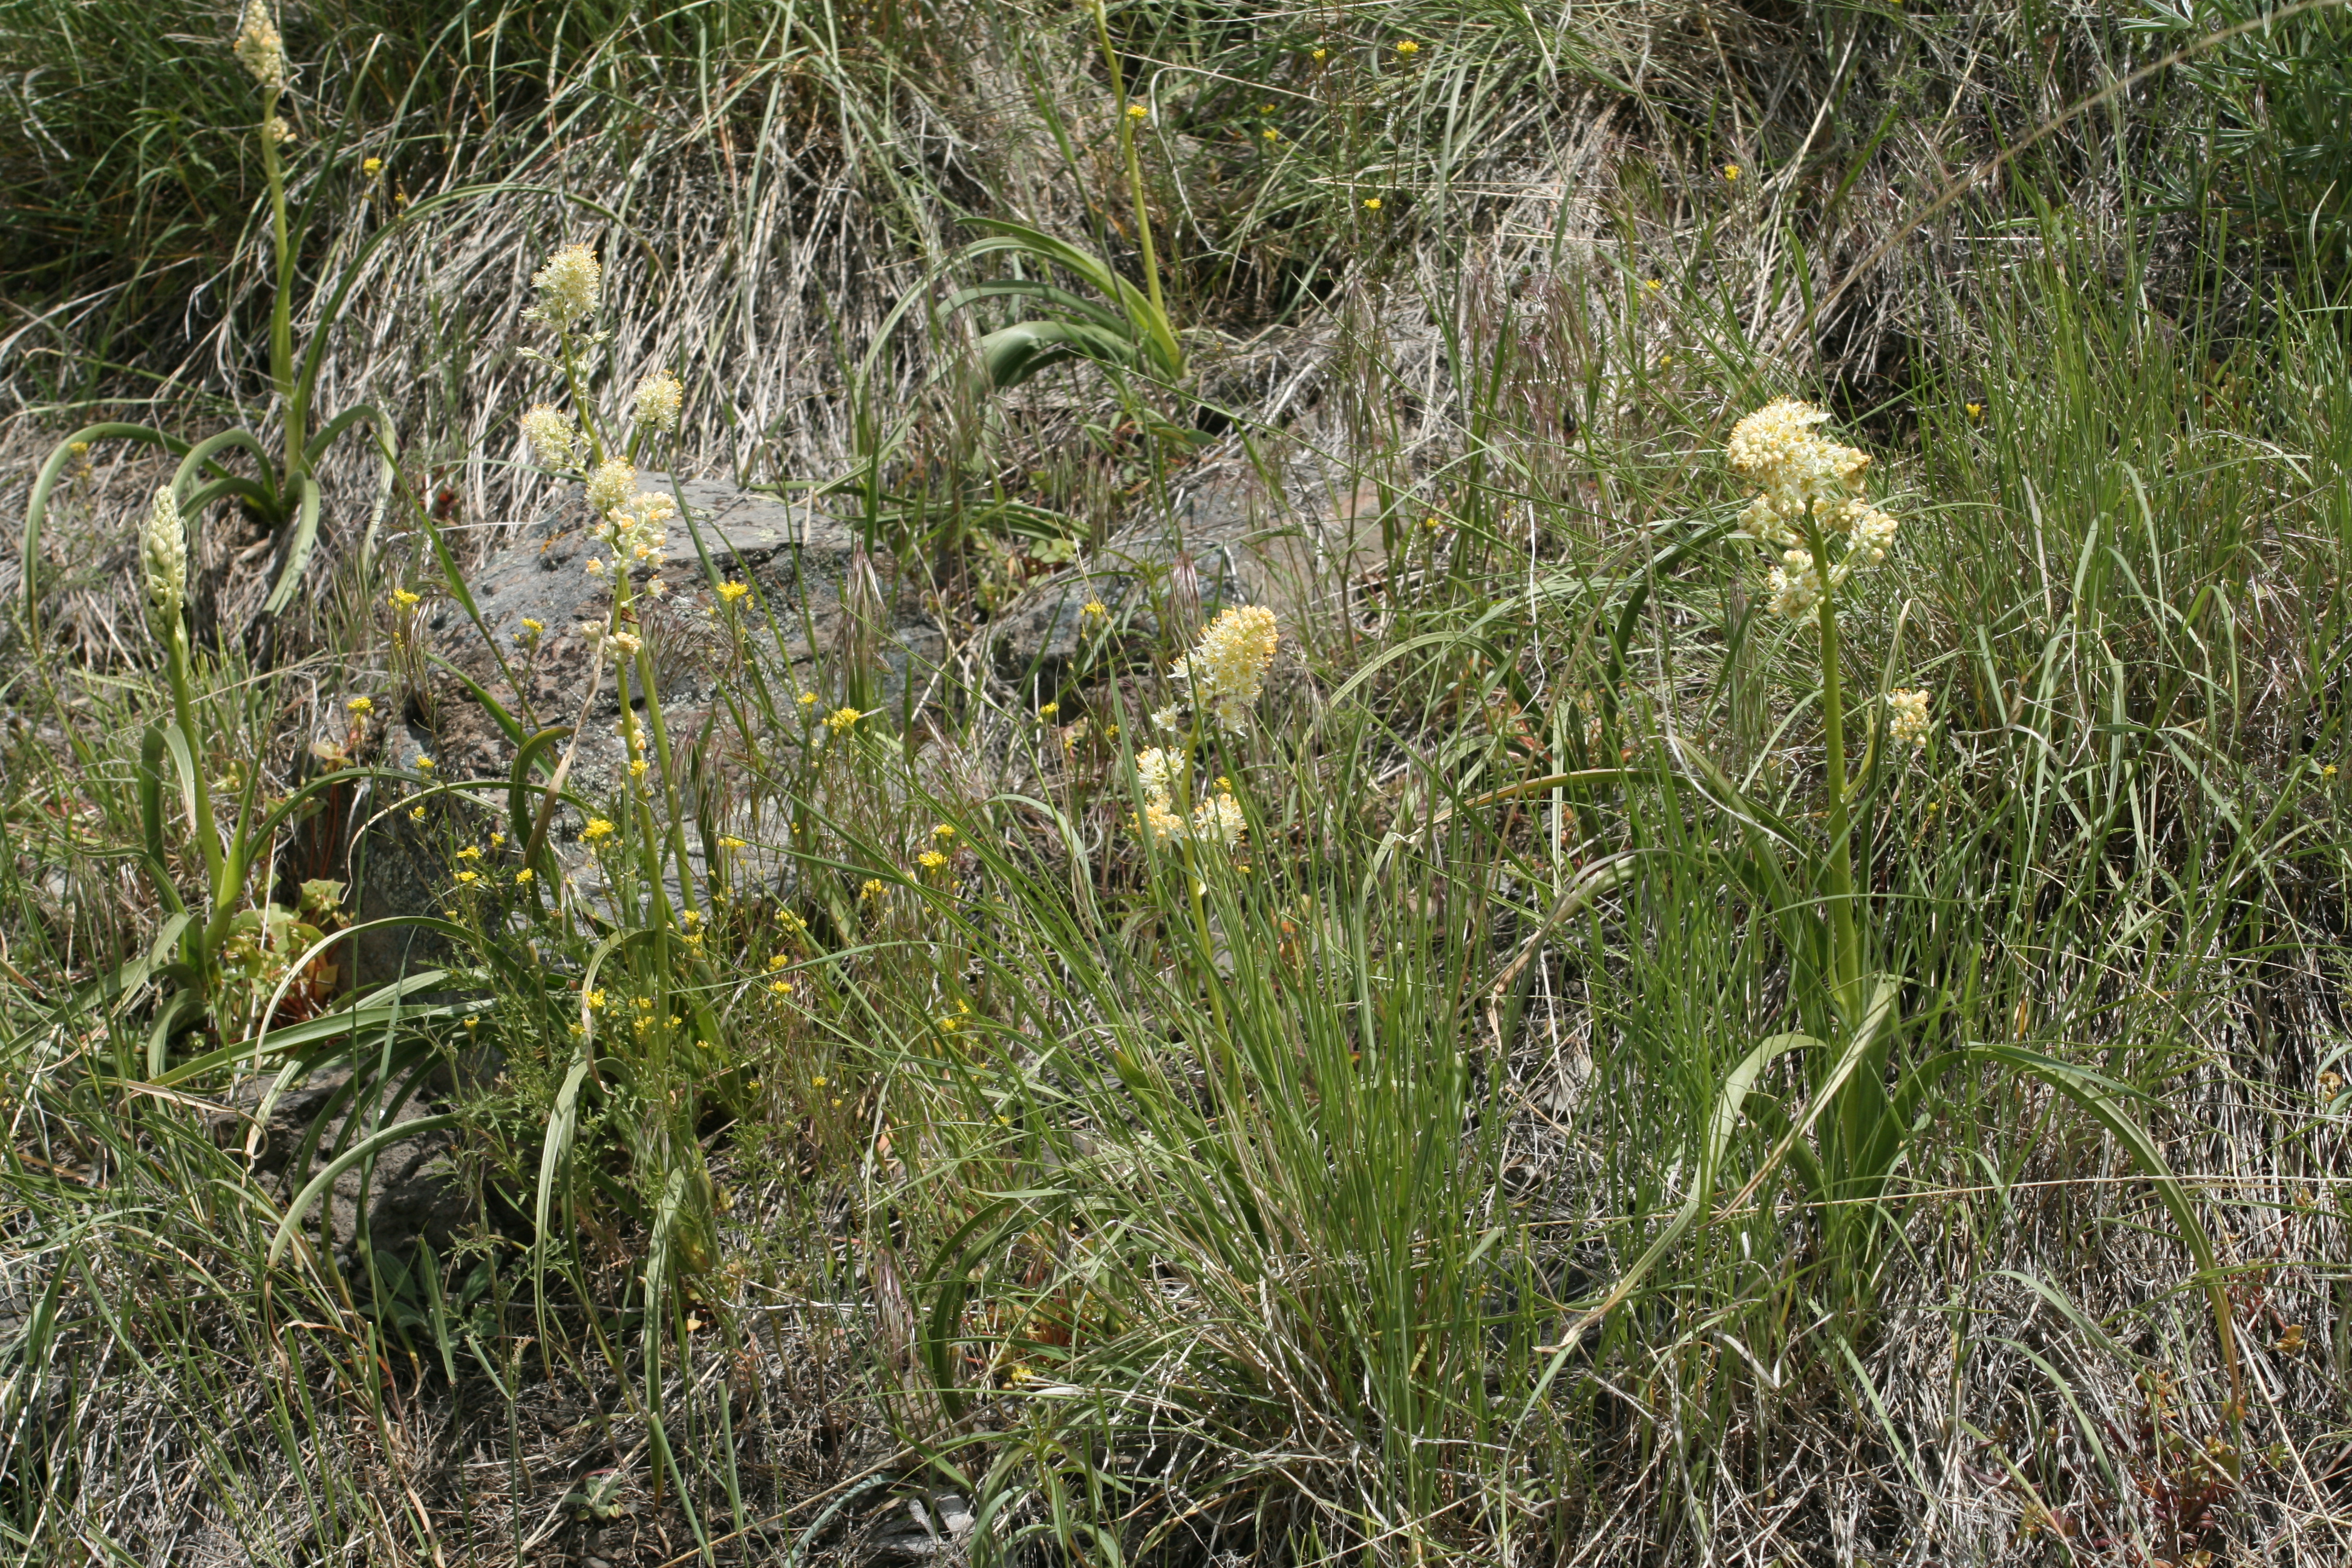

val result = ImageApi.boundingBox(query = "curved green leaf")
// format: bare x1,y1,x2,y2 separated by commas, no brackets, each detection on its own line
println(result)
21,423,187,626
269,1114,461,1264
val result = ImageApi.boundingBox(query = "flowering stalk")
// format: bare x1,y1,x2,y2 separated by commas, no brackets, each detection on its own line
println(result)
1091,0,1166,334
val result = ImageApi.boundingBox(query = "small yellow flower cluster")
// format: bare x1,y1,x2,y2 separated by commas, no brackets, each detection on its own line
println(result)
717,834,747,849
717,580,750,603
1132,748,1246,850
1726,399,1899,619
388,587,420,610
346,696,372,716
526,244,600,333
1394,39,1419,56
581,817,615,843
1171,604,1280,731
234,0,289,96
1886,688,1932,749
522,404,583,468
860,877,886,898
826,707,863,734
917,849,949,872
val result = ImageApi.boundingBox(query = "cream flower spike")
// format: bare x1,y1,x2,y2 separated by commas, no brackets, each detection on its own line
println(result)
521,405,583,469
234,0,289,96
632,370,684,434
1174,605,1279,729
528,244,601,333
142,487,188,624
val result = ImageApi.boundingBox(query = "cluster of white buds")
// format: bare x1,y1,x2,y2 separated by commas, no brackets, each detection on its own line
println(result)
234,0,288,97
1887,688,1933,750
1727,398,1900,619
521,404,583,468
1132,747,1246,849
1168,604,1279,731
632,370,684,434
526,243,601,333
142,487,188,627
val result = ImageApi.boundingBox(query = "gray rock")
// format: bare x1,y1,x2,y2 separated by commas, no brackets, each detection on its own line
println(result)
988,445,1388,696
348,477,945,942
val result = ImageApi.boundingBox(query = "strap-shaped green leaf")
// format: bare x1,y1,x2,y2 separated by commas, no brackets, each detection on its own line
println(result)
269,1114,462,1264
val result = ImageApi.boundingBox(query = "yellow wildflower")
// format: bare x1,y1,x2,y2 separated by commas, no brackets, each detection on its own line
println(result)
1126,103,1149,120
1364,197,1382,211
1965,402,1983,422
582,818,615,842
414,756,434,771
454,845,482,860
388,588,420,609
826,707,863,733
771,979,794,996
515,868,534,884
861,878,886,898
1394,39,1419,55
1037,702,1059,719
347,696,373,716
918,850,949,872
1083,599,1108,621
362,156,383,176
717,835,746,849
1723,164,1740,181
717,580,750,602
454,870,479,884
799,691,820,707
933,823,956,840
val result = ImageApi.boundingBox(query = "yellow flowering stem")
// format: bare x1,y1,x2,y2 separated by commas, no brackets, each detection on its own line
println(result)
1092,0,1166,334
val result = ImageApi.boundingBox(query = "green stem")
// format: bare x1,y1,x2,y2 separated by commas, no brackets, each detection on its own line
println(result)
1093,0,1166,330
1811,531,1861,1027
261,92,304,480
167,624,224,894
633,638,701,920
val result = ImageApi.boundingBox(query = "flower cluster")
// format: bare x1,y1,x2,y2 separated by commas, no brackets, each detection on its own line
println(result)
234,0,288,96
584,458,675,570
1169,605,1279,731
526,244,601,333
633,370,684,434
142,487,187,624
1132,748,1246,850
1726,398,1899,619
522,404,583,468
1887,688,1933,750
